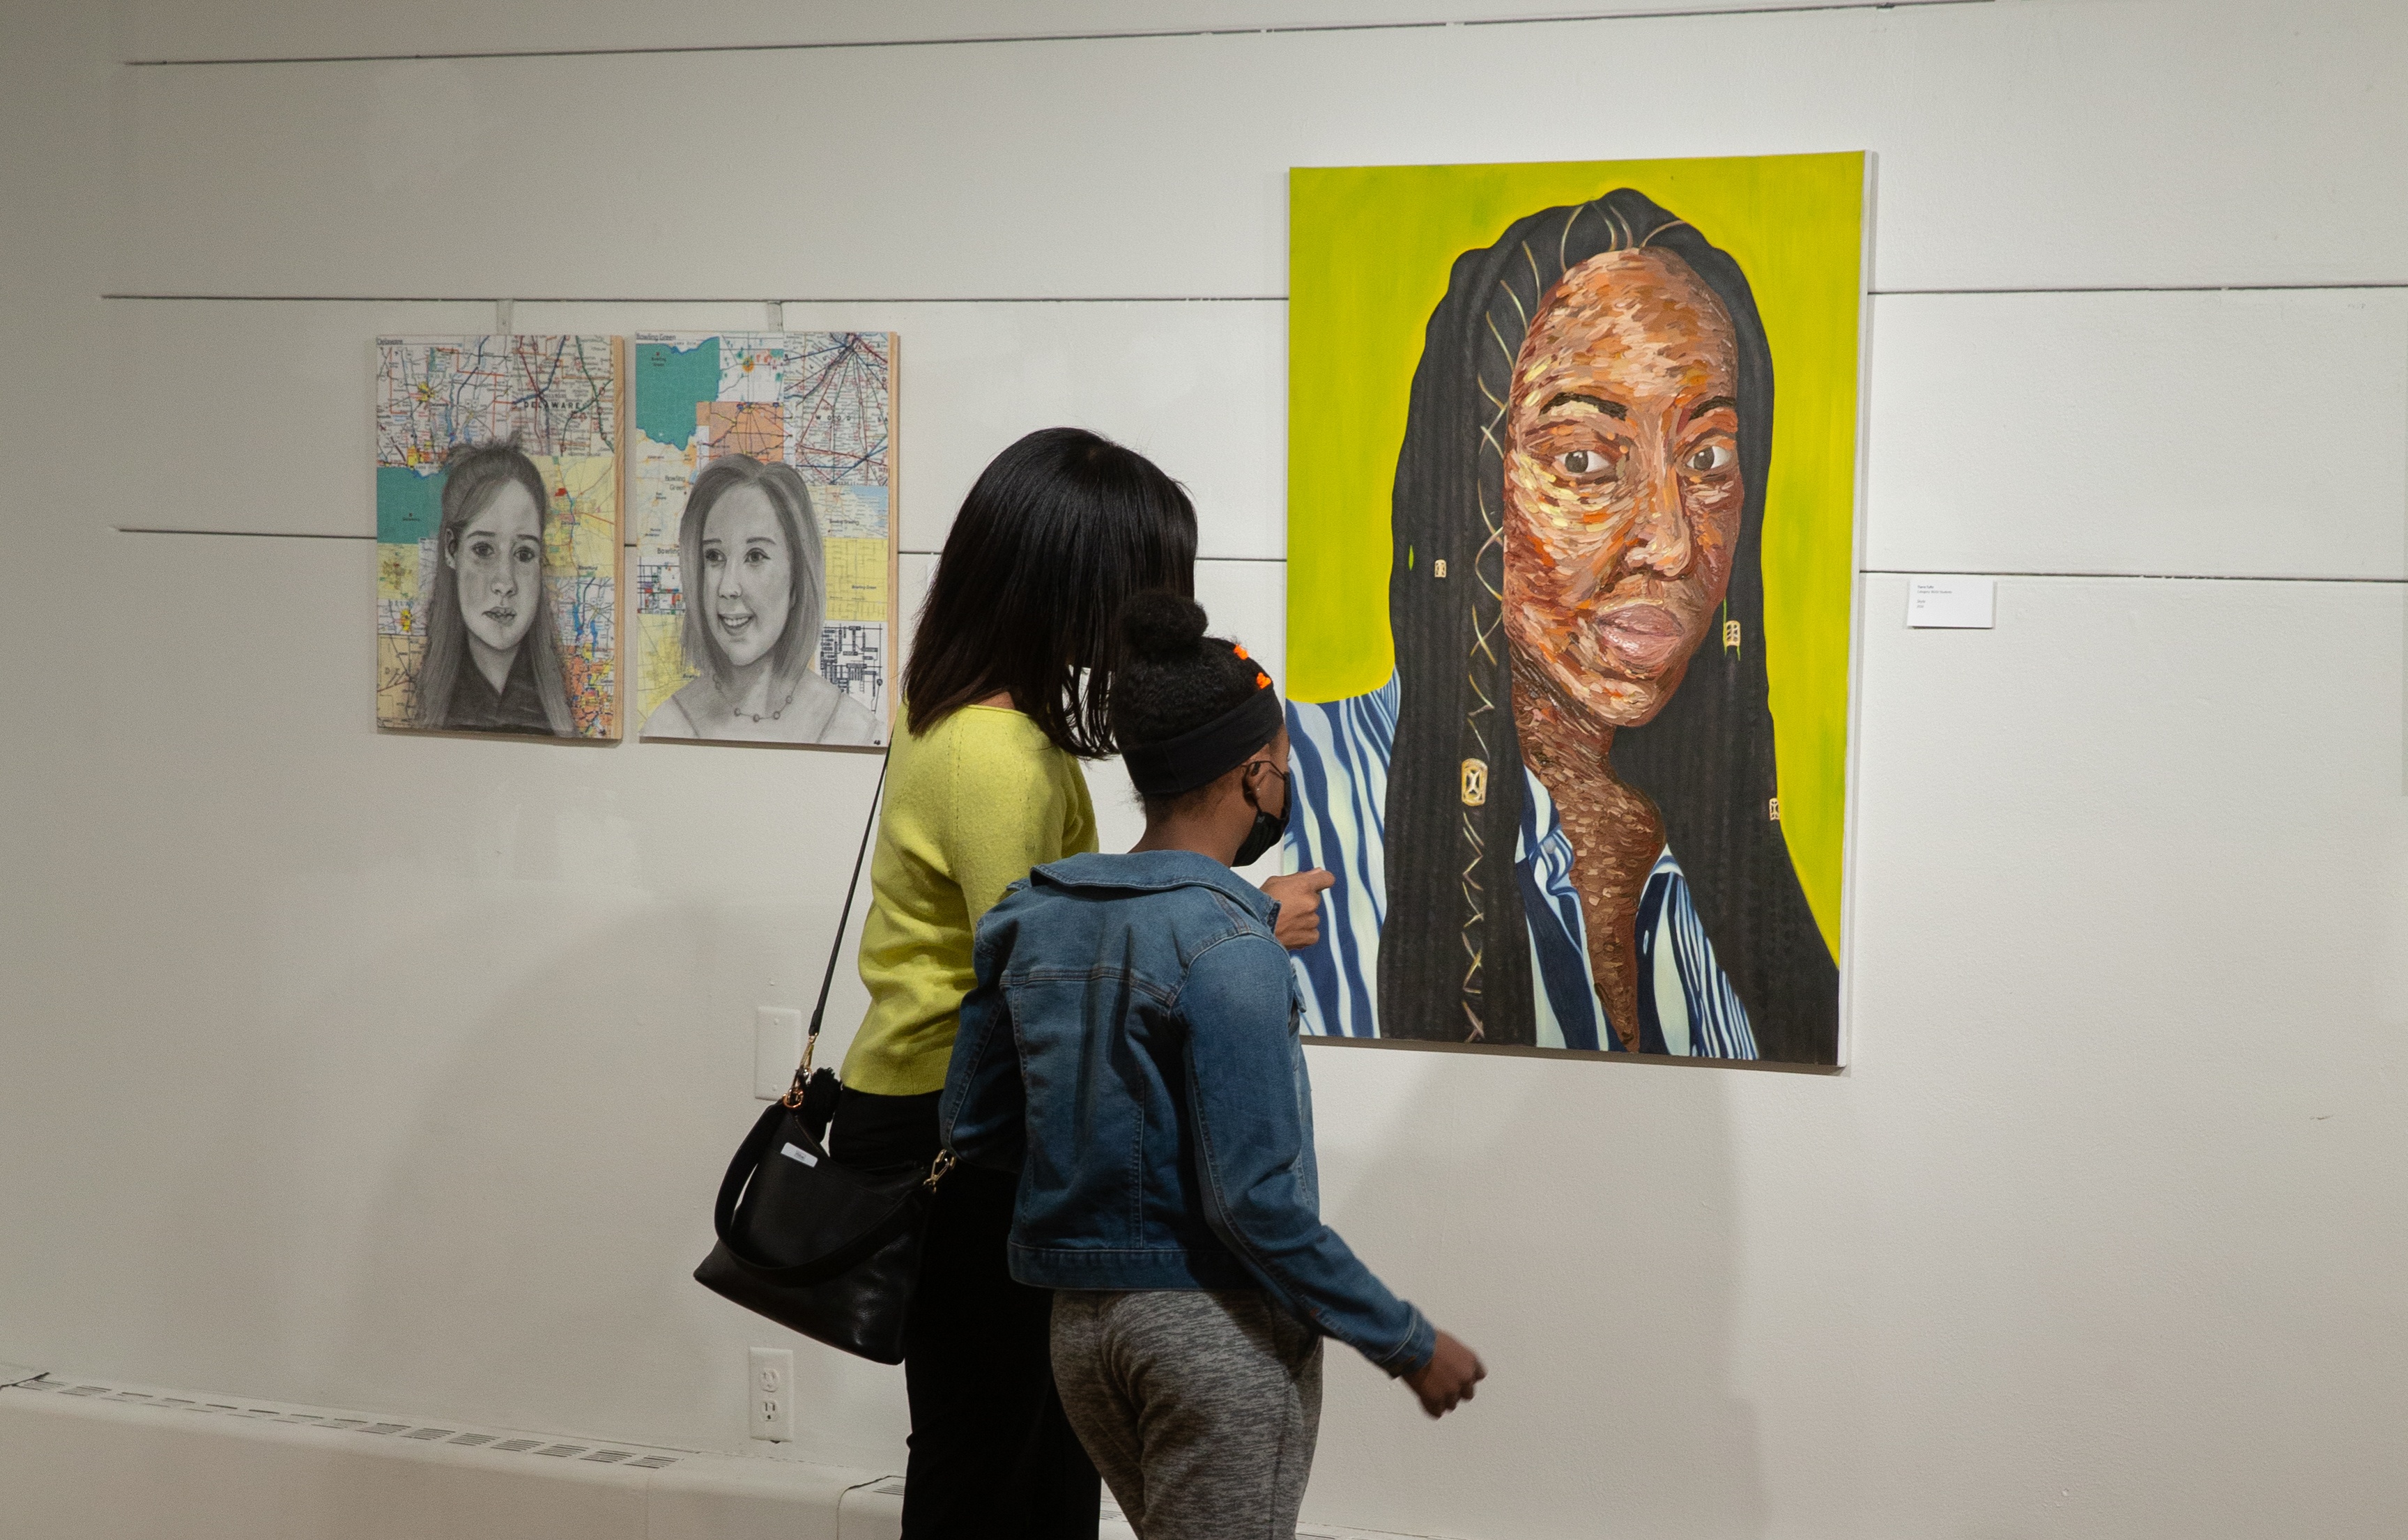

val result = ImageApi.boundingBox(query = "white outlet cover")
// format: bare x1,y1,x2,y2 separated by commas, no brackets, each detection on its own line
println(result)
748,1347,794,1442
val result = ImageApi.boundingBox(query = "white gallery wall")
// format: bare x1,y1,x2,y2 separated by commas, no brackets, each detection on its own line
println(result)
3,1,2406,1536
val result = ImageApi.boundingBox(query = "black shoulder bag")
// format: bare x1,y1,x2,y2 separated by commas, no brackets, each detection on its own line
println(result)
693,755,951,1364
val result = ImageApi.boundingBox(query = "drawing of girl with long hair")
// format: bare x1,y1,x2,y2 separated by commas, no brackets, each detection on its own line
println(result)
1288,188,1839,1063
412,441,575,737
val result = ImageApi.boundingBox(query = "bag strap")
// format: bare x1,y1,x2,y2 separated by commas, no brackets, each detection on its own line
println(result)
783,751,890,1109
767,745,956,1196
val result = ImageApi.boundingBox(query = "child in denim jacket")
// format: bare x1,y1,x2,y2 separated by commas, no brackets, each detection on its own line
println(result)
944,592,1485,1539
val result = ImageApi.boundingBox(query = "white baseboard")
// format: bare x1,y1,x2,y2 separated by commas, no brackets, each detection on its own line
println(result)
2,1372,1432,1540
1,1373,887,1540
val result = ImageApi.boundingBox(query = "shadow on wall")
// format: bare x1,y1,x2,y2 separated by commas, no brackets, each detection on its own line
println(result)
1300,1042,1767,1539
139,863,1765,1532
146,828,909,1471
125,706,1756,1532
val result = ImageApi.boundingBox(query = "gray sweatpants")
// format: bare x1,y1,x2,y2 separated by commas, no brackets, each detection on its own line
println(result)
1050,1290,1324,1540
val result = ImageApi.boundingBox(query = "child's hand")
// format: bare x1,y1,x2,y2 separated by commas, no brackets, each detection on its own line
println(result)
1261,869,1337,950
1404,1330,1485,1418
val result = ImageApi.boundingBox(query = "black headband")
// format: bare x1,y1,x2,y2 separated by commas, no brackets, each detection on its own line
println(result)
1122,686,1284,798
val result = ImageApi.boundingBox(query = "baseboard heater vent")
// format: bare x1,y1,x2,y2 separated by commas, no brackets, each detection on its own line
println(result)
8,1372,1445,1540
5,1373,682,1468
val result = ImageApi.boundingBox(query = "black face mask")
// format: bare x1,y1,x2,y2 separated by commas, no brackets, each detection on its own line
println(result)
1234,761,1291,868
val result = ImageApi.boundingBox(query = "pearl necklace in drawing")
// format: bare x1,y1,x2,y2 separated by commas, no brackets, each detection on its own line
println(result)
719,674,802,724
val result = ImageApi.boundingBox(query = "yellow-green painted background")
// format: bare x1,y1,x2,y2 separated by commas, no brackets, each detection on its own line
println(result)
1287,153,1863,953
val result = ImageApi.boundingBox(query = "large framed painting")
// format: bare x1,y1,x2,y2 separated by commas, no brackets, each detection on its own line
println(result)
374,335,625,741
629,332,897,748
1284,154,1866,1066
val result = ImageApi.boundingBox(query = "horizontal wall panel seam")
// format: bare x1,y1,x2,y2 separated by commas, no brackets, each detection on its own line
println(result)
100,292,2407,575
109,529,1296,564
100,282,2408,304
116,528,373,540
111,4,2408,298
1879,282,2408,296
99,294,1290,305
1859,570,2408,586
120,0,1989,68
107,530,2400,587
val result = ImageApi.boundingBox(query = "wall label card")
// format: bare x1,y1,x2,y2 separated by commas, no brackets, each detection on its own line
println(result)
1907,576,1997,629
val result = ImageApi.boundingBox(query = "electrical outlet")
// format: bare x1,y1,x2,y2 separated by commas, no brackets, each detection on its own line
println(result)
755,1007,805,1101
749,1347,794,1442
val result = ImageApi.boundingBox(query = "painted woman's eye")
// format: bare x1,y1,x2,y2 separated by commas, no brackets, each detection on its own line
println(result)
468,539,495,560
744,548,769,567
1683,441,1735,475
514,544,539,564
703,549,723,567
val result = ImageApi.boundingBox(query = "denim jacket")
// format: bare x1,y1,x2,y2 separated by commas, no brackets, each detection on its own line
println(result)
940,849,1435,1376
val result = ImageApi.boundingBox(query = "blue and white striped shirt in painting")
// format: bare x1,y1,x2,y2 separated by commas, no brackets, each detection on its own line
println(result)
1285,675,1758,1060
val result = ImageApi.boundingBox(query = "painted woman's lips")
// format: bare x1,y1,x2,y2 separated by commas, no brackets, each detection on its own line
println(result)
716,613,753,633
1594,603,1688,672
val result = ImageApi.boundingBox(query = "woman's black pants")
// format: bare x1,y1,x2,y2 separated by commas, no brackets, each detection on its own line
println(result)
834,1086,1100,1540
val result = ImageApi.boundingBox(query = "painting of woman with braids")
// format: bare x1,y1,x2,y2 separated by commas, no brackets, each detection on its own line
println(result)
1284,159,1864,1065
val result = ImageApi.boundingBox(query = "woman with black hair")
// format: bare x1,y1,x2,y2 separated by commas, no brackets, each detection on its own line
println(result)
1288,188,1840,1065
829,428,1325,1537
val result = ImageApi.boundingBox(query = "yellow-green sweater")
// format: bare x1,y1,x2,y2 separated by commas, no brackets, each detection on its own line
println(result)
841,703,1098,1096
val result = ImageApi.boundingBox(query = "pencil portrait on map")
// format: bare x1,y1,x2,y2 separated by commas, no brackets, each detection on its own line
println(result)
1284,155,1867,1067
641,454,875,744
629,332,898,748
374,336,626,741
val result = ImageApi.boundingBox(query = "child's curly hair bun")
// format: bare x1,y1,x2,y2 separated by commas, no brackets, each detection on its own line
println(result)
1107,591,1270,784
1119,590,1209,662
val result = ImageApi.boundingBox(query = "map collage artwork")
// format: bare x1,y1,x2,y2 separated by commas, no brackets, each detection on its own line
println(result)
373,330,898,748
